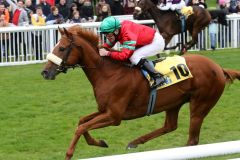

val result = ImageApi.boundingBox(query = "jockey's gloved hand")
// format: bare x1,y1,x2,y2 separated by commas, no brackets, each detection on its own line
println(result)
99,48,110,56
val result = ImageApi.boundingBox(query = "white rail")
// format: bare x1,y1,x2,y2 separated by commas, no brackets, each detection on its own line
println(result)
80,140,240,160
0,14,240,66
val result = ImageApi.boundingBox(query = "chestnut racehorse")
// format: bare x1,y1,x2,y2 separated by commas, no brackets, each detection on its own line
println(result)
133,0,228,52
41,26,240,160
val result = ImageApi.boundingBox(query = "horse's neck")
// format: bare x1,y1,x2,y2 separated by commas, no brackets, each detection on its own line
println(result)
82,53,127,87
77,37,132,88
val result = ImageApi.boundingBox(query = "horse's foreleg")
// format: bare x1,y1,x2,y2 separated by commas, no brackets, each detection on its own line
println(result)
66,112,118,160
127,107,181,149
185,39,197,51
77,112,108,148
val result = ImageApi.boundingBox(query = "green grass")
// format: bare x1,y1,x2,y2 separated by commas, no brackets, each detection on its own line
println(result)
206,1,218,9
0,48,240,160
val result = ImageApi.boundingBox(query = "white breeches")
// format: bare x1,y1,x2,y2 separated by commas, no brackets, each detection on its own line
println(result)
171,0,186,10
158,0,186,11
129,32,165,65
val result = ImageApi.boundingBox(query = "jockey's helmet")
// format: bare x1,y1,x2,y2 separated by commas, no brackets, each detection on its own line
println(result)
100,16,121,33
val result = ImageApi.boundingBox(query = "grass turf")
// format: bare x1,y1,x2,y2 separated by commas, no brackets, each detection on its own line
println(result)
0,48,239,160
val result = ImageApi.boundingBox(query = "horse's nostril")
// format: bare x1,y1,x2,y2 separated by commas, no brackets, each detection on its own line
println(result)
41,70,49,79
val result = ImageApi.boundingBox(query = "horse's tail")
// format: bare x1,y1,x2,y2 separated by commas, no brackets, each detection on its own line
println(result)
223,69,240,83
208,9,228,26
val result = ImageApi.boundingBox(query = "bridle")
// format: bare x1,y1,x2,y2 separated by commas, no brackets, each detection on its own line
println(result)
56,36,74,73
47,34,103,73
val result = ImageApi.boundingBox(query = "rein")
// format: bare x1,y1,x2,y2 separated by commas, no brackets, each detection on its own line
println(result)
47,35,103,73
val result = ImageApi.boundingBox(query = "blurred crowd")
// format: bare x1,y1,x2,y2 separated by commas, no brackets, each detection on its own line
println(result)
186,0,240,14
0,0,240,28
0,0,137,28
0,0,240,62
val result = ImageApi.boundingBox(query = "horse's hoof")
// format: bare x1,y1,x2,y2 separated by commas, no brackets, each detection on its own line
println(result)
126,143,138,149
99,140,109,148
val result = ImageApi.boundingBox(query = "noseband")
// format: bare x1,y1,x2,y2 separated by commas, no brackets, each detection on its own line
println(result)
57,36,74,73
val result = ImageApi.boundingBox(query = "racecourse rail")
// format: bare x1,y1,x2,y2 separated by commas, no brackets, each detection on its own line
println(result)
80,140,240,160
0,14,240,66
1,15,240,159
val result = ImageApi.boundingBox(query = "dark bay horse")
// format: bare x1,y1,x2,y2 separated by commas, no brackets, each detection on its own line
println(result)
133,0,228,52
41,26,240,160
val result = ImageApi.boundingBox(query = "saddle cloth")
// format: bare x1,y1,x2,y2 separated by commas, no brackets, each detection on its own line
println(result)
181,6,194,18
142,55,193,90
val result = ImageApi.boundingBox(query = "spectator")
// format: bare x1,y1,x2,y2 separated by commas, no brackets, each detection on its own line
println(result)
25,0,36,13
81,0,94,22
69,2,78,19
32,0,37,6
95,0,111,22
68,10,82,23
218,0,226,7
0,0,9,7
63,0,75,7
123,0,135,14
229,0,238,13
72,0,84,12
39,0,51,17
0,14,10,62
110,0,123,15
31,6,46,26
5,0,29,60
0,2,10,23
47,0,55,6
31,5,46,60
209,19,218,50
46,6,64,43
56,0,70,21
25,0,36,24
237,3,240,13
0,14,8,28
5,0,29,26
46,5,64,25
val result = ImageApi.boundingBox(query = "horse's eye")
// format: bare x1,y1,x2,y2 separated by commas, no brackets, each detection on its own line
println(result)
59,47,65,52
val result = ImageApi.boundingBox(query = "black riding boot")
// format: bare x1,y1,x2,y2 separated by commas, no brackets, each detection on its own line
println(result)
138,59,165,89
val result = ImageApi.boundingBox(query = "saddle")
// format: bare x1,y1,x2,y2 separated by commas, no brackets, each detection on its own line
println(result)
141,55,193,90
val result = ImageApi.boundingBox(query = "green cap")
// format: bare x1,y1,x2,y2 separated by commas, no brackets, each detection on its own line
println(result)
99,16,121,33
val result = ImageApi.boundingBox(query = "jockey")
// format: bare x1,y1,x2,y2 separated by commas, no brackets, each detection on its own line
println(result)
157,0,186,17
99,16,165,89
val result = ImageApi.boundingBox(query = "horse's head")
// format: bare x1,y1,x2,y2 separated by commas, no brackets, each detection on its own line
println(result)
133,0,157,19
41,26,86,80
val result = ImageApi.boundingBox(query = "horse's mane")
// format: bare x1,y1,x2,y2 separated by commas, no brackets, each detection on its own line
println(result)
68,25,99,47
67,25,133,68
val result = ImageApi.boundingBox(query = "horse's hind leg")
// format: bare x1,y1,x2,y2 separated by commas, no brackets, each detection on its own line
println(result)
127,106,181,149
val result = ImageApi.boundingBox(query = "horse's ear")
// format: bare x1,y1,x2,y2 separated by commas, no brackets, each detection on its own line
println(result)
63,27,73,39
58,27,64,35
